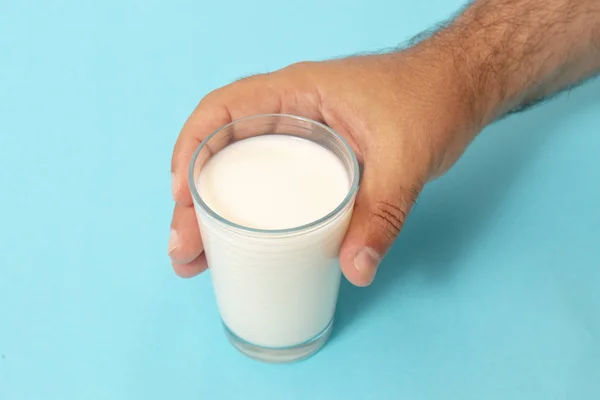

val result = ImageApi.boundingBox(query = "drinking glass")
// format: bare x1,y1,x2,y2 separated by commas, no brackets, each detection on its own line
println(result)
189,114,359,362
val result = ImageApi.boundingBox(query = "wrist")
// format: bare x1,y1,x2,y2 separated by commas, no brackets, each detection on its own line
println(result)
376,43,486,177
422,29,507,129
401,37,487,138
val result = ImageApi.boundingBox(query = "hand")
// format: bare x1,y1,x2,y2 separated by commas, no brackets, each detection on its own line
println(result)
169,47,482,286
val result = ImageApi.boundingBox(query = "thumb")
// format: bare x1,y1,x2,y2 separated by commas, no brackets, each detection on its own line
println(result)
339,163,424,287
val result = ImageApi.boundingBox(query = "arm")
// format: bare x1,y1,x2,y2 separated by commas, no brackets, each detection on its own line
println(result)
170,0,599,285
434,0,600,125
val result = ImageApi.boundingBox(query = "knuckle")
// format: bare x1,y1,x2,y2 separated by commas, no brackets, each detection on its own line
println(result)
367,185,421,240
282,61,317,76
199,87,223,106
234,73,265,84
200,78,248,106
368,200,406,240
200,73,269,108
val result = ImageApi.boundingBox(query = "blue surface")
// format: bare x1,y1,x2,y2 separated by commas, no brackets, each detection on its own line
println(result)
1,0,599,399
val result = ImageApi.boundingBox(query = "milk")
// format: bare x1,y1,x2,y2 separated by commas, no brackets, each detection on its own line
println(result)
195,134,354,349
198,135,349,230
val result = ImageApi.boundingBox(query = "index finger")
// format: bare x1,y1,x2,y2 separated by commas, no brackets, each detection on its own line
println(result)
171,74,285,206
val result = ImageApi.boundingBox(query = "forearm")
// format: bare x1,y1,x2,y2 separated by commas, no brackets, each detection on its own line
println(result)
436,0,600,125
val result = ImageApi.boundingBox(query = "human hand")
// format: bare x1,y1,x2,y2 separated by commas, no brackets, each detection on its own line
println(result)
169,46,482,286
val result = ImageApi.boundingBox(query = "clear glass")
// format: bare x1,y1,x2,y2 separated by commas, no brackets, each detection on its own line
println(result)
189,114,359,363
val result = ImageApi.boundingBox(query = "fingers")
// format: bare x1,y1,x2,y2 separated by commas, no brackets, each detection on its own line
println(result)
169,203,208,278
172,253,209,278
169,74,291,277
170,74,284,207
339,162,424,287
169,205,204,265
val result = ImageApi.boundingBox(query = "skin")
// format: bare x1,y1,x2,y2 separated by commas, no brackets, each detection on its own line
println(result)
169,0,600,287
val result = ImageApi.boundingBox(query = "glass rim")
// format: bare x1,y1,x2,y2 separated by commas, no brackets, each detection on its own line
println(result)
188,113,360,235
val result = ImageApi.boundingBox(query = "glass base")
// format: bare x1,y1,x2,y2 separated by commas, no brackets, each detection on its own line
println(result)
223,319,334,363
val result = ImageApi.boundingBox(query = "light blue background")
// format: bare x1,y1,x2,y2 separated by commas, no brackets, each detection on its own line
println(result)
1,0,599,399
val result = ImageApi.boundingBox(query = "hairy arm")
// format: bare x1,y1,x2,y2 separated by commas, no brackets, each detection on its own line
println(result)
432,0,600,125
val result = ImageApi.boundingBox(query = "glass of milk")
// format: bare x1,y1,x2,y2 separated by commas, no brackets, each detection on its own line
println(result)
189,114,359,362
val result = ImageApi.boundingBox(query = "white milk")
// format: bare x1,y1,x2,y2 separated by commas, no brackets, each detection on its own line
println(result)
195,134,354,348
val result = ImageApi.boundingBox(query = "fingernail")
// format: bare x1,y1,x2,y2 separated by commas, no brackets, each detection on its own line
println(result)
168,229,179,255
354,247,381,284
171,173,179,200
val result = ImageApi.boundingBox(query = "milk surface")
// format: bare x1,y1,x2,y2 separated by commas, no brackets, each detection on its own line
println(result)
198,134,349,230
196,134,354,347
